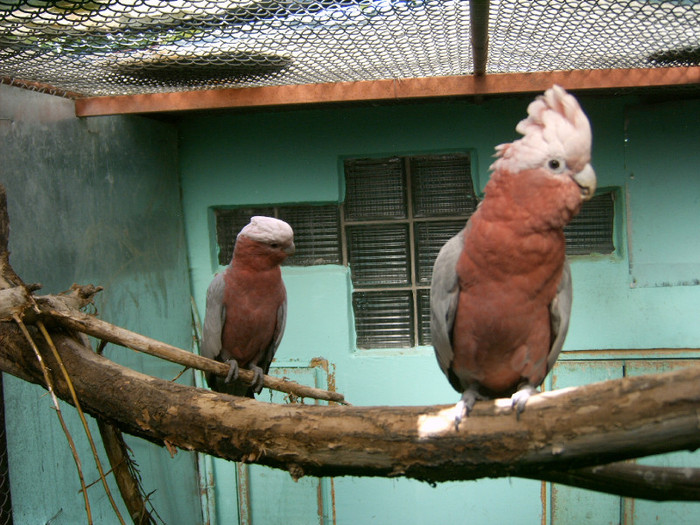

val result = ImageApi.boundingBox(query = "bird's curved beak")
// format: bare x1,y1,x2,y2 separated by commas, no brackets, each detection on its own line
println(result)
572,163,596,200
285,242,296,255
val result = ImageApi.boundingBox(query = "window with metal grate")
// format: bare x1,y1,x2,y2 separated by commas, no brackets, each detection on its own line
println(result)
212,167,616,350
343,153,475,349
214,204,341,267
564,191,616,256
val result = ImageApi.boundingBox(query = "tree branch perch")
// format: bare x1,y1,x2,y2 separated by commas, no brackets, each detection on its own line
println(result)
1,182,700,503
1,319,700,500
0,285,347,405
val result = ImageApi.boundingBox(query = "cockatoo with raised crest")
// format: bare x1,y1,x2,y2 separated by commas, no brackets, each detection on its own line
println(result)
430,85,596,428
201,216,294,397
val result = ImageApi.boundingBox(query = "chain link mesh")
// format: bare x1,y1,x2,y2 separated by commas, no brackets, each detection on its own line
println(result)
489,0,700,73
0,1,698,95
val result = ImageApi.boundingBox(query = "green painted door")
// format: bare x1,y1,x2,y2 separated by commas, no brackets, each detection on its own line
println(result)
548,358,700,524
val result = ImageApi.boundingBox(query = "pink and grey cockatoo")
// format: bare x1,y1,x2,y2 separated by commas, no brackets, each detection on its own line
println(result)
430,85,596,427
201,216,295,397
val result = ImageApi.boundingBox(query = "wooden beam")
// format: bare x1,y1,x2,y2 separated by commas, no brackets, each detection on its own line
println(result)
74,66,700,117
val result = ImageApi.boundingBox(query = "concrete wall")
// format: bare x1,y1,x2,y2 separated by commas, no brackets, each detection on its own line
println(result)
0,83,201,525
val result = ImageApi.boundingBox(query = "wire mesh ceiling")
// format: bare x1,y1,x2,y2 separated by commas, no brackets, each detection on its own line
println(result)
0,1,698,98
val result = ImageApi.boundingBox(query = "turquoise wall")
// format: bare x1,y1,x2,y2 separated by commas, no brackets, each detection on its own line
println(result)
180,94,700,365
179,92,700,523
0,83,202,524
1,80,697,524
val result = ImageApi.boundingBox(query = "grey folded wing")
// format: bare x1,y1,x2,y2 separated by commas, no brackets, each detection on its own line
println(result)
430,225,467,381
200,272,226,362
547,258,573,372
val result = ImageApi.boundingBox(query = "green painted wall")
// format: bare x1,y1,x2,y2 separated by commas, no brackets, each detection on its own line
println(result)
179,92,700,523
1,81,697,524
0,84,202,524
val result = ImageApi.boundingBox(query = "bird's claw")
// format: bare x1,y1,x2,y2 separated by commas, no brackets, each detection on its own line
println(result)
454,389,478,431
453,400,468,431
224,359,239,384
511,384,537,419
249,365,264,394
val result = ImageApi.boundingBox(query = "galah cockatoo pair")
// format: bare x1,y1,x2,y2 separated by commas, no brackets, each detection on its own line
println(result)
202,86,594,417
431,85,596,427
201,216,294,397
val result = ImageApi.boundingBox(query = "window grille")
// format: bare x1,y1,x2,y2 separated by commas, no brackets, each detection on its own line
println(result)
344,157,407,220
352,290,414,349
277,205,342,266
344,153,475,349
564,191,616,256
214,204,341,267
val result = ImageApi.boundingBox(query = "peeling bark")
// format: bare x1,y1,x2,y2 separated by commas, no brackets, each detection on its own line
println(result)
534,462,700,501
1,183,700,502
1,319,700,497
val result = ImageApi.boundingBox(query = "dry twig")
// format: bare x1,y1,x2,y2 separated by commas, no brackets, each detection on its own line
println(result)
33,316,126,525
12,313,94,525
41,304,348,405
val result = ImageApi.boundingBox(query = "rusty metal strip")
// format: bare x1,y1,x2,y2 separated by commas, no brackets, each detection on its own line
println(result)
561,348,700,360
1,77,83,99
74,66,700,117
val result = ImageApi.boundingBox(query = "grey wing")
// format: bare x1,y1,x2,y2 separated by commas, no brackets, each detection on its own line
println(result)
257,296,287,376
547,258,573,372
200,272,226,362
430,225,467,378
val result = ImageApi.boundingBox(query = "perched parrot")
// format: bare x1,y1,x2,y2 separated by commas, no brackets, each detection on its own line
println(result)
201,216,295,397
430,85,596,427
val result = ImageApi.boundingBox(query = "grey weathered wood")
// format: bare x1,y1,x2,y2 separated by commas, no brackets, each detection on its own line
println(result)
41,304,347,405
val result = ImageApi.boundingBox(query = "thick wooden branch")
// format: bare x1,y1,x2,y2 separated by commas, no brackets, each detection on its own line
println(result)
1,184,699,501
1,319,699,500
533,462,700,501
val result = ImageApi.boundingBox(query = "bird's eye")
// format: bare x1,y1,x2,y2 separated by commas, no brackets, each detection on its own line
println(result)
270,243,279,249
547,158,566,173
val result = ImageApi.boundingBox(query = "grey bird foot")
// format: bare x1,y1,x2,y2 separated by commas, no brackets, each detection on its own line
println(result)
454,389,478,431
249,365,265,394
511,384,538,419
224,359,240,384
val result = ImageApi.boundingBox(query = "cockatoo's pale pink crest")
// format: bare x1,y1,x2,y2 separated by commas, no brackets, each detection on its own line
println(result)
492,85,594,182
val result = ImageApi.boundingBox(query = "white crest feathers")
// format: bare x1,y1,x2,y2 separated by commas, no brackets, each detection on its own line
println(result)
238,216,294,244
490,85,592,174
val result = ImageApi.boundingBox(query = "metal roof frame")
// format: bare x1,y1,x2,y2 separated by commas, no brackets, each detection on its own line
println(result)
74,65,700,116
0,0,697,115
